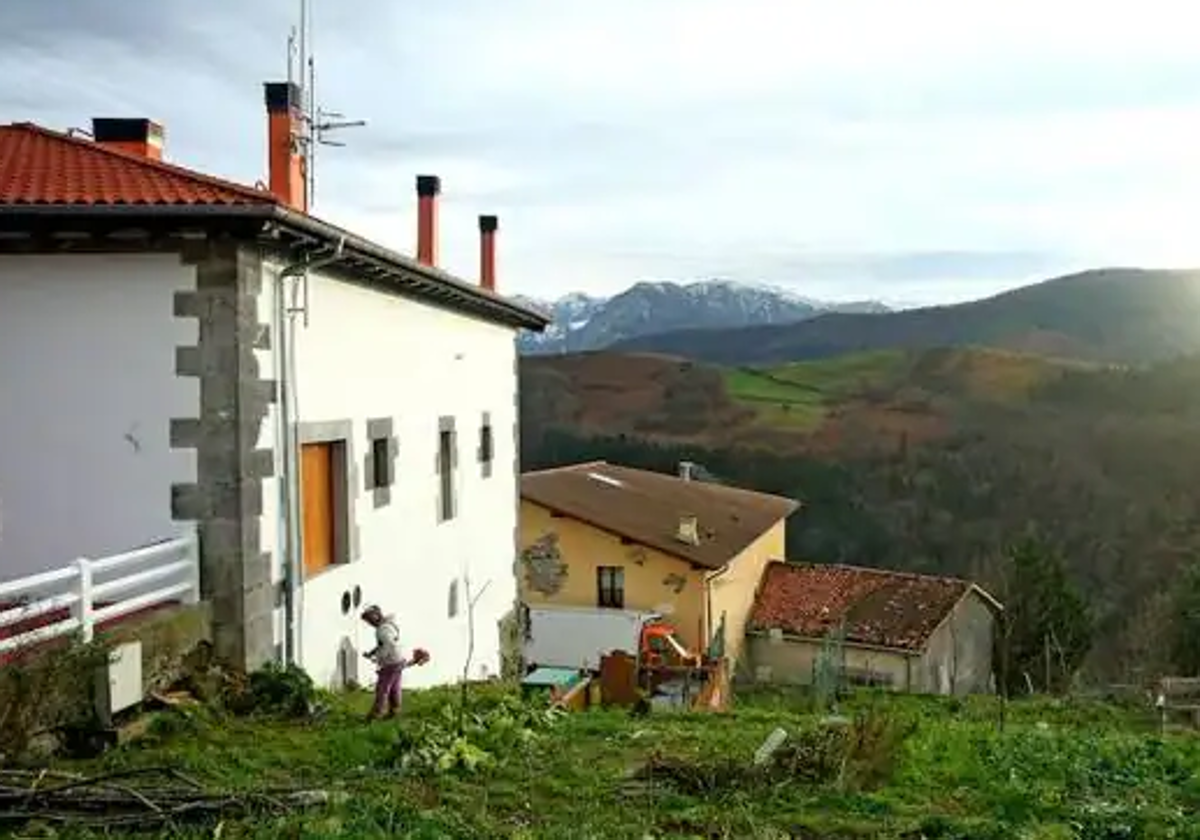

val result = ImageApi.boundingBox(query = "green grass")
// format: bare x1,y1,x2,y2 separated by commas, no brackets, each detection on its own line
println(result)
723,350,908,428
40,685,1200,839
721,347,1079,430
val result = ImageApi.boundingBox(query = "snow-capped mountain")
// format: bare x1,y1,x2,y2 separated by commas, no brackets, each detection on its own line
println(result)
514,280,888,355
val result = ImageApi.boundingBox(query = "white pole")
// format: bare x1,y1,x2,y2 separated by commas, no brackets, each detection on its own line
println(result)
74,557,94,643
184,528,202,606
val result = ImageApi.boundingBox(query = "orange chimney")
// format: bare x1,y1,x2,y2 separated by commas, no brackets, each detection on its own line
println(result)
91,118,164,160
479,215,498,292
264,82,306,211
416,175,440,266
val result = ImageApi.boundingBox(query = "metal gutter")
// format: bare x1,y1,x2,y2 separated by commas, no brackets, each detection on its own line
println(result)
268,206,549,330
272,261,301,666
703,562,733,656
0,203,552,331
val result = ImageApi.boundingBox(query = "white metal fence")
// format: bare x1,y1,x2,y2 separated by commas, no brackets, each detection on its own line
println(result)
0,530,200,655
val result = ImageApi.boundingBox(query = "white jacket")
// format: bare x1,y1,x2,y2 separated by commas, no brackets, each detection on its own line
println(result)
373,617,405,667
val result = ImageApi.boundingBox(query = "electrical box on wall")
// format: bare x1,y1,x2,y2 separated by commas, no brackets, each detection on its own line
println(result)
94,640,143,724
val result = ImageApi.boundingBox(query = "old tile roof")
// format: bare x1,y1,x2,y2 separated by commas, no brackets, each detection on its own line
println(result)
0,121,549,331
0,123,275,206
748,561,1000,652
521,461,799,570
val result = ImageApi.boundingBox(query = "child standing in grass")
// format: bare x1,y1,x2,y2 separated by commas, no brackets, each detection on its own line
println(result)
361,605,427,721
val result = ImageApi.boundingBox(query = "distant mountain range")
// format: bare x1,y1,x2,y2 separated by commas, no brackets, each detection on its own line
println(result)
610,269,1200,366
514,280,888,355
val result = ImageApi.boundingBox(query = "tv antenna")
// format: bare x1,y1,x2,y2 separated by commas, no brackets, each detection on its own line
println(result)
286,0,366,208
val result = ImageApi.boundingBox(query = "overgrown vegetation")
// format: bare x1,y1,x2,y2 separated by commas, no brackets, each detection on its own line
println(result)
389,688,564,775
630,706,917,796
1169,561,1200,677
225,661,320,718
998,538,1094,695
29,684,1200,838
0,637,112,760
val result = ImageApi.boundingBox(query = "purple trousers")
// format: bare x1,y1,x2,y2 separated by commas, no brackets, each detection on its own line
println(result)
371,663,404,716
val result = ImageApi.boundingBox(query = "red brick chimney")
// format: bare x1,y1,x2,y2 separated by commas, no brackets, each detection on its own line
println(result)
416,175,440,267
264,82,307,211
91,118,164,160
479,215,498,292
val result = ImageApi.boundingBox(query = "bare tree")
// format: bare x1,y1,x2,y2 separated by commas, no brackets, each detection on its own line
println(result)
457,575,492,735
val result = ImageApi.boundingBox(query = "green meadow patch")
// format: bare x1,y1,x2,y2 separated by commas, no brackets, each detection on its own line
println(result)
723,350,908,429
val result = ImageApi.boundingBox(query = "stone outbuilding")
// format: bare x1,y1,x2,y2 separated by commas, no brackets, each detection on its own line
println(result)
746,561,1002,695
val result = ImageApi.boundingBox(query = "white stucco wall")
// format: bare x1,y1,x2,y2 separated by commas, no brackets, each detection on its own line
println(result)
261,263,519,690
0,254,199,581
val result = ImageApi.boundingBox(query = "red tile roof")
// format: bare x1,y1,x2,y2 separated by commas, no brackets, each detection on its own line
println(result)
0,120,551,332
0,122,275,206
748,561,999,652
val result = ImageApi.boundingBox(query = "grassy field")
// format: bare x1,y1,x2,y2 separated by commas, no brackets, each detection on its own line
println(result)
721,347,1078,432
722,350,909,428
34,683,1200,839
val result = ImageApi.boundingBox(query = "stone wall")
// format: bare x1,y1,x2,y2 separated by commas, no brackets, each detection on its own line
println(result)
917,590,997,695
101,601,213,695
170,240,276,671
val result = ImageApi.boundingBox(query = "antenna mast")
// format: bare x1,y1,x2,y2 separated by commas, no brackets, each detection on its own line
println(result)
287,0,366,210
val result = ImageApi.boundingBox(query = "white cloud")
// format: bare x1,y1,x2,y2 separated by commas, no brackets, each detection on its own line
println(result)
4,0,1200,301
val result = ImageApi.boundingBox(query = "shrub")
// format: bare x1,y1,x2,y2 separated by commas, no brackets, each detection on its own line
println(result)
389,690,564,776
841,706,918,790
635,706,916,796
0,637,113,760
497,606,527,682
225,662,318,719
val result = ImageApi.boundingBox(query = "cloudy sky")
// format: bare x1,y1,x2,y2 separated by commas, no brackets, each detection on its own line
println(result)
4,0,1200,305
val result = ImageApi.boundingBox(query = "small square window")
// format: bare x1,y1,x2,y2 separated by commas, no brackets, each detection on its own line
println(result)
480,424,494,463
597,566,625,609
365,419,396,509
438,427,456,522
479,419,494,478
370,437,392,489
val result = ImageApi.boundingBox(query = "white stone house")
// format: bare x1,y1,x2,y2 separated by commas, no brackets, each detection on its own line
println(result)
0,81,549,688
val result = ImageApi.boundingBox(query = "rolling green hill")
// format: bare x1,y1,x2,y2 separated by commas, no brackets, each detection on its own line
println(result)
610,268,1200,366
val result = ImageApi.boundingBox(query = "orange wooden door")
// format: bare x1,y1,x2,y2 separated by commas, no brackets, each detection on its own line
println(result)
300,442,336,577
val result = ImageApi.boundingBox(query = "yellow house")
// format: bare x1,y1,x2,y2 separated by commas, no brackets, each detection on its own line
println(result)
519,461,800,670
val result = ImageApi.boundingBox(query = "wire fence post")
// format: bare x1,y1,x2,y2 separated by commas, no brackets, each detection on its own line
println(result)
74,557,94,643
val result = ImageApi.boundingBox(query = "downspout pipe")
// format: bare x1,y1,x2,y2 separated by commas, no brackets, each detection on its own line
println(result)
276,236,346,666
702,563,732,658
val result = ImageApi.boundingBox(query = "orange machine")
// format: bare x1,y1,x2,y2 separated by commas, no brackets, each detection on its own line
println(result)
639,621,702,669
